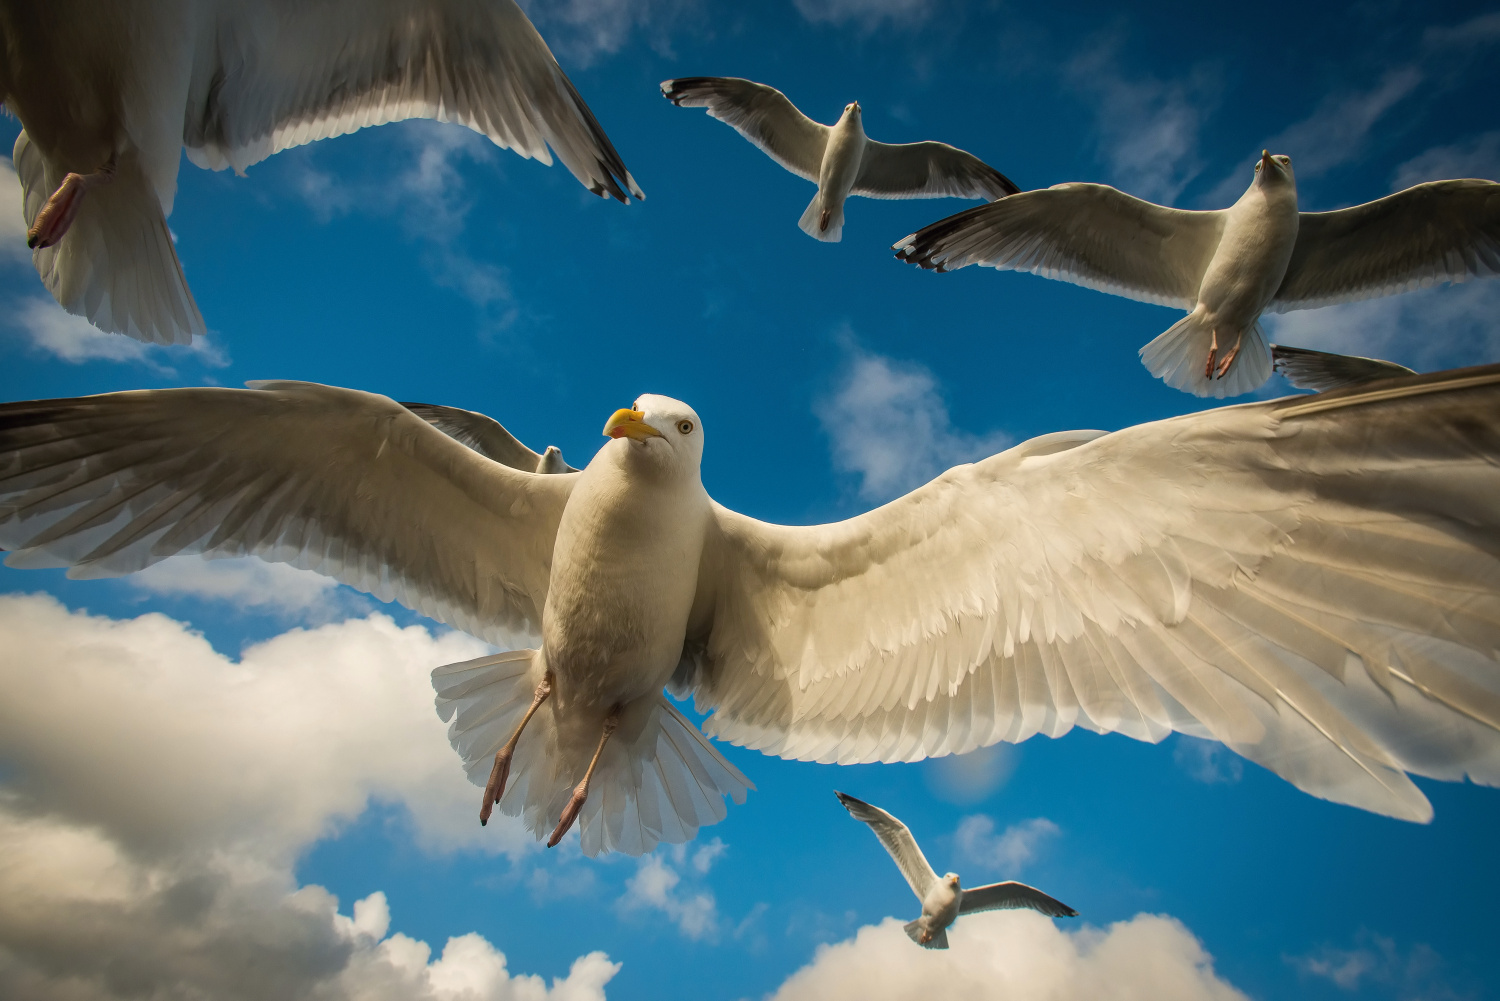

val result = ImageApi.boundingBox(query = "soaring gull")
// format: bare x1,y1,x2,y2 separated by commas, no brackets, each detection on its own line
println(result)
0,0,644,346
662,76,1017,242
3,369,1500,853
835,791,1077,949
895,152,1500,397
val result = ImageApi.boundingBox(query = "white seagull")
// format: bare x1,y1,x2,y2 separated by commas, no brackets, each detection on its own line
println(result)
661,76,1017,242
895,152,1500,397
835,791,1077,949
4,368,1500,854
0,0,644,346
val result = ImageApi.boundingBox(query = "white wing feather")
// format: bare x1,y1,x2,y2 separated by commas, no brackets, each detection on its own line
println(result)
835,792,939,899
0,382,573,644
894,183,1225,309
661,76,828,181
853,140,1018,201
185,0,642,201
683,367,1500,822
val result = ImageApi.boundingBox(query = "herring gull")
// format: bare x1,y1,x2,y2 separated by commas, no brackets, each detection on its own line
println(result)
1,0,644,346
895,152,1500,397
4,368,1500,854
661,76,1017,242
835,791,1076,949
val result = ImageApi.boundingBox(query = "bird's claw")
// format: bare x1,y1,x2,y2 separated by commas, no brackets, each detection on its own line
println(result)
478,750,513,826
26,162,116,249
547,783,588,847
1215,344,1241,379
1204,347,1218,380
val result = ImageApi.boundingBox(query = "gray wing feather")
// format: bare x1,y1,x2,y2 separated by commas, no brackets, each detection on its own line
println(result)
835,792,939,899
1272,179,1500,310
1272,345,1417,393
894,183,1225,309
959,881,1078,918
661,76,828,181
854,140,1018,200
185,0,642,201
400,402,578,472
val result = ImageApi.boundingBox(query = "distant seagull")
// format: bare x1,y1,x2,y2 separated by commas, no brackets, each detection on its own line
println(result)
1271,345,1416,394
3,0,644,347
895,152,1500,397
834,792,1077,950
661,76,1017,243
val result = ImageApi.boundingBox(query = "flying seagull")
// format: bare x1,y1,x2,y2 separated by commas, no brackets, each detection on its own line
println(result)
2,0,644,347
1271,345,1416,394
661,76,1017,242
4,368,1500,854
834,791,1077,949
895,153,1500,397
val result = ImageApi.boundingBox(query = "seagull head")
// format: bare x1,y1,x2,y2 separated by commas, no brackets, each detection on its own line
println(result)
944,873,961,888
602,394,703,475
1253,150,1294,187
842,101,862,122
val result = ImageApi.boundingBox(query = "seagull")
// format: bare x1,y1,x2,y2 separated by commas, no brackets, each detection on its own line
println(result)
1,0,644,347
834,791,1077,949
4,368,1500,854
661,76,1017,243
895,152,1500,397
1271,345,1416,394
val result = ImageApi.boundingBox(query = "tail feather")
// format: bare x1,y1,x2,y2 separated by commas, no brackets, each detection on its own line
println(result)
1139,309,1273,398
433,650,753,856
798,191,844,242
903,919,949,949
15,130,205,345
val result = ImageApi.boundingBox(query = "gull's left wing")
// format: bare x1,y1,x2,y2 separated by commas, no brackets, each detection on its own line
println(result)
853,141,1019,201
660,77,829,181
834,792,939,900
1272,179,1500,311
681,365,1500,822
959,881,1078,918
1271,345,1416,393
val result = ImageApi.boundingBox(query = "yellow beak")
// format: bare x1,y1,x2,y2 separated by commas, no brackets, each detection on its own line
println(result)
1260,149,1273,167
603,408,663,441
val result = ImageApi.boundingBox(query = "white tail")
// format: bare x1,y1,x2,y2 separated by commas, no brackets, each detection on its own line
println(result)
798,191,845,243
433,650,753,856
15,130,205,345
903,919,949,949
1139,308,1273,399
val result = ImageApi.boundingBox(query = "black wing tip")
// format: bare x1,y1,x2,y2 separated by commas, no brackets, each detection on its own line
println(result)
660,76,714,106
833,790,868,811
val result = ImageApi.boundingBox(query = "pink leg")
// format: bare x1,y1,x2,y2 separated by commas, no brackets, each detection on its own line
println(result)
479,672,552,826
1215,333,1244,379
547,706,622,848
1204,328,1220,380
27,160,116,249
819,208,831,232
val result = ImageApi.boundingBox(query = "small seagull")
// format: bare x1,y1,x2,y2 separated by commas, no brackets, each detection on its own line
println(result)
895,152,1500,397
1270,345,1416,394
661,76,1017,243
835,792,1077,950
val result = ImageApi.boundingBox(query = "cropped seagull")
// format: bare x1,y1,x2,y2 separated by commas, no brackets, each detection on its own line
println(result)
835,791,1077,949
5,368,1500,854
1,0,644,346
1271,345,1416,394
661,76,1017,242
895,152,1500,397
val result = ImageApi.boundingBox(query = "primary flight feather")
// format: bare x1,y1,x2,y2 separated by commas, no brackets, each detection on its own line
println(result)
3,367,1500,853
662,76,1017,242
0,0,644,346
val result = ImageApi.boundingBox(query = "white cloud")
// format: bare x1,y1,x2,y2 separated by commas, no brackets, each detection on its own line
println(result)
1172,737,1243,785
8,296,230,370
130,555,363,621
520,0,699,66
953,816,1059,874
616,840,726,940
817,340,1011,502
793,0,929,29
925,745,1017,805
1393,130,1500,189
770,911,1249,1001
1268,69,1423,181
0,157,32,266
1065,44,1215,204
1288,931,1452,996
0,593,618,1000
1263,279,1500,374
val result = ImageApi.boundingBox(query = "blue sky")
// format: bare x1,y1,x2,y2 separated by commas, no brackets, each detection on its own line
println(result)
2,1,1499,999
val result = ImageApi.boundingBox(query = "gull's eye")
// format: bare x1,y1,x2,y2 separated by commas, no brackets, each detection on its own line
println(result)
677,419,694,435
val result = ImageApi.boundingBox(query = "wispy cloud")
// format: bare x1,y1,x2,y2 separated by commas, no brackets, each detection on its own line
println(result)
953,815,1060,874
1288,931,1459,997
1065,42,1217,204
816,337,1011,503
616,839,727,940
0,157,32,266
1393,130,1500,189
793,0,930,30
7,296,230,371
520,0,700,66
129,556,368,623
925,745,1017,805
1173,737,1243,785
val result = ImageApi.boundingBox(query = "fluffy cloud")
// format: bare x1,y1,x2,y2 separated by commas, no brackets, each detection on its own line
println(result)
924,745,1017,805
130,555,363,621
953,816,1060,874
817,341,1011,502
771,911,1248,1001
0,592,617,999
7,296,230,369
0,157,32,266
616,839,727,940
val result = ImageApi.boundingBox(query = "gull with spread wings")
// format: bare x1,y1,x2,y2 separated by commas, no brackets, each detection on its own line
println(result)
895,152,1500,398
835,791,1077,949
662,76,1017,242
0,0,644,346
3,367,1500,854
